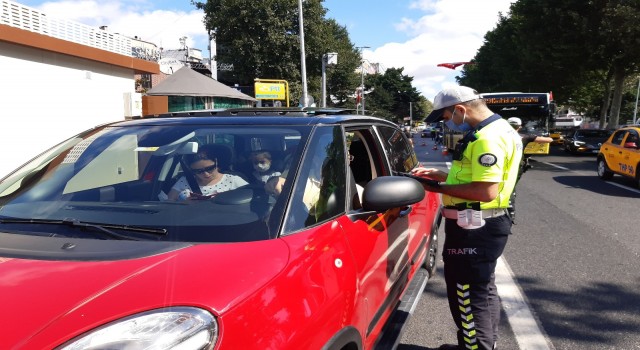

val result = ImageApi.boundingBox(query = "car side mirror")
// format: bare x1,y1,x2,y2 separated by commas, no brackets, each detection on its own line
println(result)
360,176,425,212
623,142,638,149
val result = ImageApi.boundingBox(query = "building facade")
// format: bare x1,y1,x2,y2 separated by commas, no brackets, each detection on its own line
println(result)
0,0,158,177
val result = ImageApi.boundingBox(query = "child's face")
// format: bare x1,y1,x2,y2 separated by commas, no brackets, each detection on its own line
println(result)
253,154,271,172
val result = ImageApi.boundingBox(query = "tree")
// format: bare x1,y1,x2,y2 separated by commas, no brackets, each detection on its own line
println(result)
365,68,425,123
193,0,362,107
458,0,640,128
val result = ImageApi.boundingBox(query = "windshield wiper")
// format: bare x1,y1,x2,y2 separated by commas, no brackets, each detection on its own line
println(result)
0,218,167,240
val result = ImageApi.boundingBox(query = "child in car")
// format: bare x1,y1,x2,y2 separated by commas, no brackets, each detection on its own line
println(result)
250,150,282,184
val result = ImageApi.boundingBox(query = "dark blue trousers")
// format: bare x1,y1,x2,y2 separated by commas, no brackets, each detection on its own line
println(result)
443,214,511,350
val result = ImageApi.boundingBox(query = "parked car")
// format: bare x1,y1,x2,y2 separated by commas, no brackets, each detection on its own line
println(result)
597,125,640,187
0,108,442,350
563,129,613,154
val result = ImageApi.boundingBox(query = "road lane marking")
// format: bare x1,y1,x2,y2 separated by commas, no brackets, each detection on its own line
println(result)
496,257,551,350
537,160,569,170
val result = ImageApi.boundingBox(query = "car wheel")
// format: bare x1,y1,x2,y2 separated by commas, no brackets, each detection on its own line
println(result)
597,158,613,180
425,222,439,277
635,163,640,188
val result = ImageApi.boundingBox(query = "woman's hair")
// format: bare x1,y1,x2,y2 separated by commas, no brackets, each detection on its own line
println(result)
185,145,218,165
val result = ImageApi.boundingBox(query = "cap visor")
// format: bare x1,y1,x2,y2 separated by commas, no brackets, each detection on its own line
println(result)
425,108,444,123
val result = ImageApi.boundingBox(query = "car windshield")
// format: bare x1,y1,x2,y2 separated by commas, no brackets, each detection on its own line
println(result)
0,124,309,243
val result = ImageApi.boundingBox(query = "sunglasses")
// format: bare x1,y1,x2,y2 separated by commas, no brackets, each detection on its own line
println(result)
191,164,217,174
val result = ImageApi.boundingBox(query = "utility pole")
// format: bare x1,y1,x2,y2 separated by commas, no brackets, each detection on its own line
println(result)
321,53,337,108
410,101,413,128
298,0,308,107
356,46,370,115
634,76,639,125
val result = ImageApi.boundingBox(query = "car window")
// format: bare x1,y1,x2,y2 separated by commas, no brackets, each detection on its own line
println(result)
345,127,385,210
281,126,346,234
0,124,310,243
625,130,639,145
611,130,627,145
377,125,418,173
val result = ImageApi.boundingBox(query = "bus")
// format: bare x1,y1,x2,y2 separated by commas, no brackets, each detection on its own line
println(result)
442,92,555,154
482,92,555,131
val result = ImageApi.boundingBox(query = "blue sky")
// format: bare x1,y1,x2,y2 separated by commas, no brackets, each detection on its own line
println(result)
16,0,514,99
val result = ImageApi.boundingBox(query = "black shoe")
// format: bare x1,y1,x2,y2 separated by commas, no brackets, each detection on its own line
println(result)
438,345,461,350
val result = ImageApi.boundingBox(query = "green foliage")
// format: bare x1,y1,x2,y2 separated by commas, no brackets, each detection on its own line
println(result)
193,0,363,107
365,68,426,122
458,0,640,128
192,0,426,120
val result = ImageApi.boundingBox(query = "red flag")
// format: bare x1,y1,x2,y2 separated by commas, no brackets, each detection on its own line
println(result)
437,62,474,70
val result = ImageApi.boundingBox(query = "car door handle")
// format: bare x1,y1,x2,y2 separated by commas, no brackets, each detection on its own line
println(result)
399,206,413,217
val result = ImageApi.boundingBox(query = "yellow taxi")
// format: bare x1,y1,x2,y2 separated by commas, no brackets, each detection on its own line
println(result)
597,125,640,187
549,130,565,145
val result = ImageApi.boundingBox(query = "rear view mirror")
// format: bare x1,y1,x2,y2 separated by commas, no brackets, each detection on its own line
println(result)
623,142,638,149
177,142,199,154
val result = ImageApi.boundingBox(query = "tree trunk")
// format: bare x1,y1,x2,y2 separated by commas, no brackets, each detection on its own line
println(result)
608,65,626,129
598,70,613,129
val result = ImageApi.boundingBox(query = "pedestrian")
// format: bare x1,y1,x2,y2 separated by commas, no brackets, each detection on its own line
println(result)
506,117,553,222
410,86,523,350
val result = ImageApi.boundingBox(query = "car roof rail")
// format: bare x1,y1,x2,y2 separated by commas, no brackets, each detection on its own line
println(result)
139,107,358,119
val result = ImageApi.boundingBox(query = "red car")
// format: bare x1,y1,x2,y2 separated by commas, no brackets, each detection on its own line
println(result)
0,108,441,350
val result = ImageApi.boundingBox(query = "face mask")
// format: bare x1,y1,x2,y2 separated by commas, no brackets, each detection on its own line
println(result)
254,162,271,172
445,109,473,133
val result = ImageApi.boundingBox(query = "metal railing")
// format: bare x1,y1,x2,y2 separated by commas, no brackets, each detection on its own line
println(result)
1,0,132,57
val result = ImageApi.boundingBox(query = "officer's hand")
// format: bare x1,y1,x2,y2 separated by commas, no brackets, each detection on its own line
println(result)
411,167,447,182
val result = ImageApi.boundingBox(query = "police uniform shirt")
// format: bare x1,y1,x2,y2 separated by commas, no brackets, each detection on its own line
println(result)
443,116,523,209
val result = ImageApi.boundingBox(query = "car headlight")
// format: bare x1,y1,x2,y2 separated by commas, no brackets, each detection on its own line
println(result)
573,141,585,146
58,307,217,350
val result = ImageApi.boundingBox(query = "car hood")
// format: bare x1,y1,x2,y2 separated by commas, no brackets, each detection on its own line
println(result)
0,237,289,349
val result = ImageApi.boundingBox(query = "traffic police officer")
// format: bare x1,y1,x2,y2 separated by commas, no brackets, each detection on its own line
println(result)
411,86,522,350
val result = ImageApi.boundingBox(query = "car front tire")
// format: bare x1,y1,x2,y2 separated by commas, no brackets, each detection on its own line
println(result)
424,219,440,278
597,158,613,180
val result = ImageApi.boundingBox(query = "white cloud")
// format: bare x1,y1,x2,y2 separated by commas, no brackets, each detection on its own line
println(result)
371,0,513,98
34,0,208,50
30,0,512,100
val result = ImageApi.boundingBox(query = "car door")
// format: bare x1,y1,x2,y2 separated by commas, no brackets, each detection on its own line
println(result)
376,125,437,278
620,129,640,178
342,124,431,337
603,130,628,175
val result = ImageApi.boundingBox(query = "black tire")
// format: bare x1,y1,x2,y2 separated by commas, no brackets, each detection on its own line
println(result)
424,220,440,278
635,163,640,188
597,158,613,180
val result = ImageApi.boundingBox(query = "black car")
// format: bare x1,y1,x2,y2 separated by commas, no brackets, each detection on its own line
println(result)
564,129,613,154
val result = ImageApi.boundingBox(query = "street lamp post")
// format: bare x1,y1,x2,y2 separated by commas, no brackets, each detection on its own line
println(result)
409,101,413,128
633,76,639,125
321,53,337,108
356,46,370,115
298,0,308,107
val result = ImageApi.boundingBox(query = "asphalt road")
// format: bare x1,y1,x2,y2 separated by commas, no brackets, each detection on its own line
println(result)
398,139,640,350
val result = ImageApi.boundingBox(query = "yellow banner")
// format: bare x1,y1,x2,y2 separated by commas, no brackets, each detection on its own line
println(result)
255,82,286,100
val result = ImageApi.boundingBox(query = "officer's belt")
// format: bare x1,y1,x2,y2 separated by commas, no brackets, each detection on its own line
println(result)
442,207,507,220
